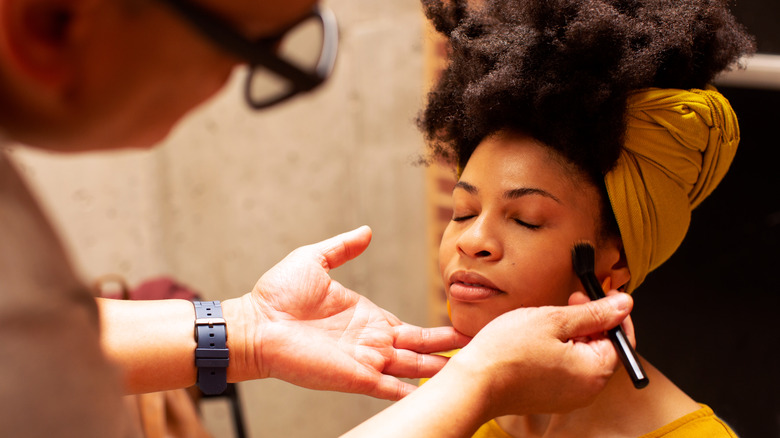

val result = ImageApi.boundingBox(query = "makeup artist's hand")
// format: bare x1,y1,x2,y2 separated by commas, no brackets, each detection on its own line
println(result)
343,294,635,437
448,293,634,418
223,226,469,400
568,289,636,346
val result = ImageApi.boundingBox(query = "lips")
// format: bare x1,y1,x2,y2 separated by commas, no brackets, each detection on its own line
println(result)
448,271,504,302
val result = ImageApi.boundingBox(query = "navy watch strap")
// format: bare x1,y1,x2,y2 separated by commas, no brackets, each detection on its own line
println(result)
193,301,229,395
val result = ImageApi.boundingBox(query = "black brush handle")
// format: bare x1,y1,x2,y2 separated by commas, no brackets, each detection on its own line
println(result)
581,272,649,389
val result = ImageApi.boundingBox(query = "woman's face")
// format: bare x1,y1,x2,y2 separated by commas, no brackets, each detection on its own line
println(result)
439,132,618,336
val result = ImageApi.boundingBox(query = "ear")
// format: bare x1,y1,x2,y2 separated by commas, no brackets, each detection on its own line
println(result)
609,246,631,292
1,0,79,88
598,238,631,292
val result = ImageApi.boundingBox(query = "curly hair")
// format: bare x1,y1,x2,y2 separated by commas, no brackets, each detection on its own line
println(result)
418,0,755,180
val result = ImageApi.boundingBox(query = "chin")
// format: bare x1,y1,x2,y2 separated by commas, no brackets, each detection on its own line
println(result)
26,125,170,153
94,128,173,152
450,299,506,336
116,124,173,149
451,312,490,338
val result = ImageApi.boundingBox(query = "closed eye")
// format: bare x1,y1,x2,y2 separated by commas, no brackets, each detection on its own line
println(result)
514,218,541,230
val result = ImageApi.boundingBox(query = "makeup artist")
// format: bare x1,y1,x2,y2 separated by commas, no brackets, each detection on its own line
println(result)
0,0,634,436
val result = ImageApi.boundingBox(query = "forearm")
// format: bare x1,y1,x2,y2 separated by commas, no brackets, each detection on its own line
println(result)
342,360,491,438
97,296,260,394
97,297,198,393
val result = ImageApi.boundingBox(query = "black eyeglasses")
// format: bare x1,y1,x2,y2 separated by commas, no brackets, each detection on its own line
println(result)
158,0,339,109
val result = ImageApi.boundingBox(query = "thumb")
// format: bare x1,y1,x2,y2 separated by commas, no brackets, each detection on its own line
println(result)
560,293,633,341
312,225,373,271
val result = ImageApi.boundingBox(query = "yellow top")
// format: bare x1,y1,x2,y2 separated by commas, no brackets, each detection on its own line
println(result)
472,405,738,438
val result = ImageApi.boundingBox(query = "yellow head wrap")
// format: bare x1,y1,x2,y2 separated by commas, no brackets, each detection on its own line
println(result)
605,87,739,293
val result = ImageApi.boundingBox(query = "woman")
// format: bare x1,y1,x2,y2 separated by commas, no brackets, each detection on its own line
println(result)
418,0,755,436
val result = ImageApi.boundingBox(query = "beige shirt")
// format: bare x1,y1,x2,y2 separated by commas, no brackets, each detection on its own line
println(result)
0,145,134,436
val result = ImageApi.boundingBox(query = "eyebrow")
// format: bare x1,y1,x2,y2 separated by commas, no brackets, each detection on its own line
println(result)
454,181,562,204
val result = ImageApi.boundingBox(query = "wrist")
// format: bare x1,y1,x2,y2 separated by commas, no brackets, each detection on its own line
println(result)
221,295,263,383
403,354,496,436
443,350,499,424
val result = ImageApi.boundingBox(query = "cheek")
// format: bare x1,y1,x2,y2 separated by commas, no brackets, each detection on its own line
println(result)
133,63,234,144
504,245,581,305
438,224,458,274
158,58,234,112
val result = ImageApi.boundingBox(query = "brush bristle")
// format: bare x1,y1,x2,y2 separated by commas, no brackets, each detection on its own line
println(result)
571,242,596,277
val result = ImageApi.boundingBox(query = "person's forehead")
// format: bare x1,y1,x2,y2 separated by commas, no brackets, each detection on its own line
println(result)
194,0,320,37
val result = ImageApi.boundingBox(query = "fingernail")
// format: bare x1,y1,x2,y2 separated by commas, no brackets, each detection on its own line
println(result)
609,293,630,311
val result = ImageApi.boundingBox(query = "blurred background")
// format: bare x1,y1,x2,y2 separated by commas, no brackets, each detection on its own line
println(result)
5,0,777,437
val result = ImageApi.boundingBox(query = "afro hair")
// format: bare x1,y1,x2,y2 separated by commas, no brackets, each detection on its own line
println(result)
419,0,756,179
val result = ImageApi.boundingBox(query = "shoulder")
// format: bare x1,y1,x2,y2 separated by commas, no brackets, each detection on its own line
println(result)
640,404,738,438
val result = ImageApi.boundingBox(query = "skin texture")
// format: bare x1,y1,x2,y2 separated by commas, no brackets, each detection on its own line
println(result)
441,132,701,437
99,226,472,399
441,131,627,336
344,293,635,437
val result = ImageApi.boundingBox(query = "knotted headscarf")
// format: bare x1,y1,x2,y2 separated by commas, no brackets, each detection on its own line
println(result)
605,87,739,292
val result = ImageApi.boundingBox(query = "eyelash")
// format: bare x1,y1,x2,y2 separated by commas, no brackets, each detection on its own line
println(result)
451,215,541,230
514,219,541,230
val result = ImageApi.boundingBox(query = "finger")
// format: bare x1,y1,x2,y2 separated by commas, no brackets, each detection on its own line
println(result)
571,334,622,382
556,293,633,341
393,325,471,354
317,359,417,401
604,290,636,347
567,291,591,306
566,292,595,342
383,350,451,379
568,290,636,346
367,374,419,401
311,226,373,271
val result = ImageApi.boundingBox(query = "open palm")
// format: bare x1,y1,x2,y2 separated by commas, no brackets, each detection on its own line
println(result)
242,226,468,400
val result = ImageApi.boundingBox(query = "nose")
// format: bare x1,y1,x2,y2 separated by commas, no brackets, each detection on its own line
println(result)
456,215,502,261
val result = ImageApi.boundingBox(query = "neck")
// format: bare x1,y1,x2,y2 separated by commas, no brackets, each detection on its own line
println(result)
494,357,700,437
495,413,553,438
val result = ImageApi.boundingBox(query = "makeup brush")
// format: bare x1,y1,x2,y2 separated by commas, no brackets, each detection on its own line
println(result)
571,242,649,389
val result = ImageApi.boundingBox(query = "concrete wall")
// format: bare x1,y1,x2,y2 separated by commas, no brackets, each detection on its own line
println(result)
12,1,432,436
